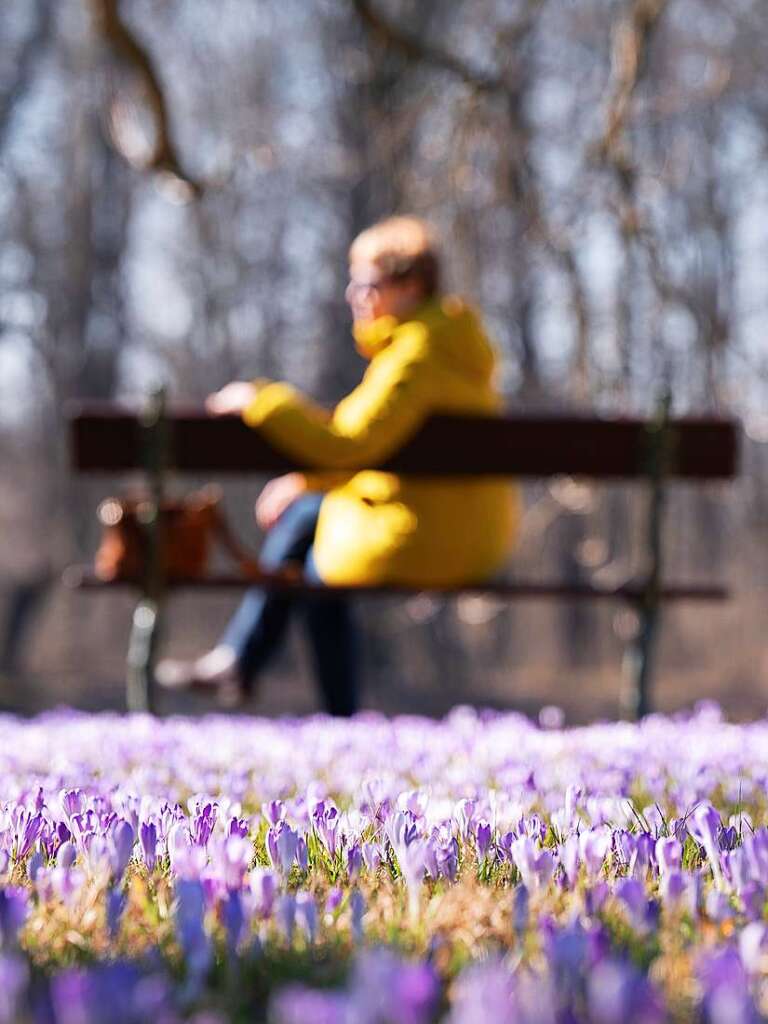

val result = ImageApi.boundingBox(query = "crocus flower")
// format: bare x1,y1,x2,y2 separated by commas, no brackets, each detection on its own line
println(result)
56,842,77,869
454,799,475,840
321,888,341,918
105,886,126,940
267,823,298,874
211,835,251,891
191,802,217,849
108,819,135,879
295,891,317,944
559,835,580,888
175,879,211,980
0,888,28,948
697,947,759,1024
690,803,725,889
296,835,309,872
14,812,42,862
250,869,277,919
475,821,492,861
350,890,365,943
587,958,665,1024
347,841,362,881
222,889,246,954
350,949,440,1024
511,836,555,891
705,889,734,923
628,833,655,881
276,894,296,944
579,828,611,879
362,842,382,873
262,800,285,828
512,884,528,937
742,829,768,885
227,816,249,840
655,836,682,875
0,954,29,1024
313,804,340,858
270,985,349,1024
614,878,652,932
139,821,158,872
26,852,43,883
60,789,86,821
437,839,460,883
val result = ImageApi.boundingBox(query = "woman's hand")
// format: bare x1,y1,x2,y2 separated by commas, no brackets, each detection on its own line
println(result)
206,381,260,416
255,473,308,531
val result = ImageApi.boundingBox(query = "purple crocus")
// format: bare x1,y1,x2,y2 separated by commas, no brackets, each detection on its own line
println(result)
222,889,246,954
579,828,611,880
60,789,86,821
14,811,43,862
262,800,285,828
739,922,768,974
587,958,665,1024
175,879,211,980
559,835,580,889
614,878,651,932
270,985,349,1024
277,894,296,943
295,891,317,944
296,835,309,872
250,868,277,919
437,839,459,883
454,799,475,840
314,805,341,858
510,836,554,890
350,890,365,943
0,888,29,947
655,836,682,875
347,841,363,881
268,823,298,874
139,821,158,872
689,803,724,888
227,816,249,840
105,886,126,940
628,832,655,881
362,842,382,873
108,819,135,879
191,802,217,849
325,887,344,914
475,821,492,861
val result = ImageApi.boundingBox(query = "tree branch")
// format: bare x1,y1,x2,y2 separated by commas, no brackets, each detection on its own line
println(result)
350,0,509,94
0,0,54,154
88,0,202,197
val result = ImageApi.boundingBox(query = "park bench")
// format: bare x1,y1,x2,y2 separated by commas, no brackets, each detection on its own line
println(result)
65,391,739,719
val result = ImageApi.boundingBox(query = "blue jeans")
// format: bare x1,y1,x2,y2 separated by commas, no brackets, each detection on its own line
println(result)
219,494,359,716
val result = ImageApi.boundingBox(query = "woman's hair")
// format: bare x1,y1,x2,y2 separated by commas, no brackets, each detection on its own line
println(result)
349,216,440,297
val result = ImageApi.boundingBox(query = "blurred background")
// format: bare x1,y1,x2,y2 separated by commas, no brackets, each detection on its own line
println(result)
0,0,766,721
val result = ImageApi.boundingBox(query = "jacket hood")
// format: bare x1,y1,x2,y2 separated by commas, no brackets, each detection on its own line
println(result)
414,295,496,383
353,296,496,382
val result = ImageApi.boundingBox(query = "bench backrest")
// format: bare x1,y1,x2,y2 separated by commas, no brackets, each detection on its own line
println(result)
69,404,739,480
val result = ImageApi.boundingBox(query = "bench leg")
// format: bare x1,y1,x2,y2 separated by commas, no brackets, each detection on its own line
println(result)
620,604,658,720
126,597,162,713
619,392,670,721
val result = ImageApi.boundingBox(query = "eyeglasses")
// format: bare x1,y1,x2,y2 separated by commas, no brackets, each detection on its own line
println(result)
346,277,388,295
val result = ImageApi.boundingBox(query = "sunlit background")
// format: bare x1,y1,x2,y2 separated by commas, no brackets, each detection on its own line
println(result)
1,0,767,718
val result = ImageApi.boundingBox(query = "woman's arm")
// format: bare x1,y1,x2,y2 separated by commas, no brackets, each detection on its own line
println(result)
242,330,431,470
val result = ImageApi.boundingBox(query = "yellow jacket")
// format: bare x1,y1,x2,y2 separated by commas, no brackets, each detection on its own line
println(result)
243,296,520,586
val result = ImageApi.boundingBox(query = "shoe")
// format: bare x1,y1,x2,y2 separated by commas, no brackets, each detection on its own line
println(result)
155,646,243,708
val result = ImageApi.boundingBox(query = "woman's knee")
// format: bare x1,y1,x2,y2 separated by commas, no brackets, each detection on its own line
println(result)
258,494,324,570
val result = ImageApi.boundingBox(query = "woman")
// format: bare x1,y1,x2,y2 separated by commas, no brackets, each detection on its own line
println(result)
157,216,520,712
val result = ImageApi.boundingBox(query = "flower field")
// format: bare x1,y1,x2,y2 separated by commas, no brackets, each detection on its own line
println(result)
1,704,768,1022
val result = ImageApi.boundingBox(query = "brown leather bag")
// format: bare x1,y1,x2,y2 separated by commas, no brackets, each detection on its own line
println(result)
94,485,262,582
